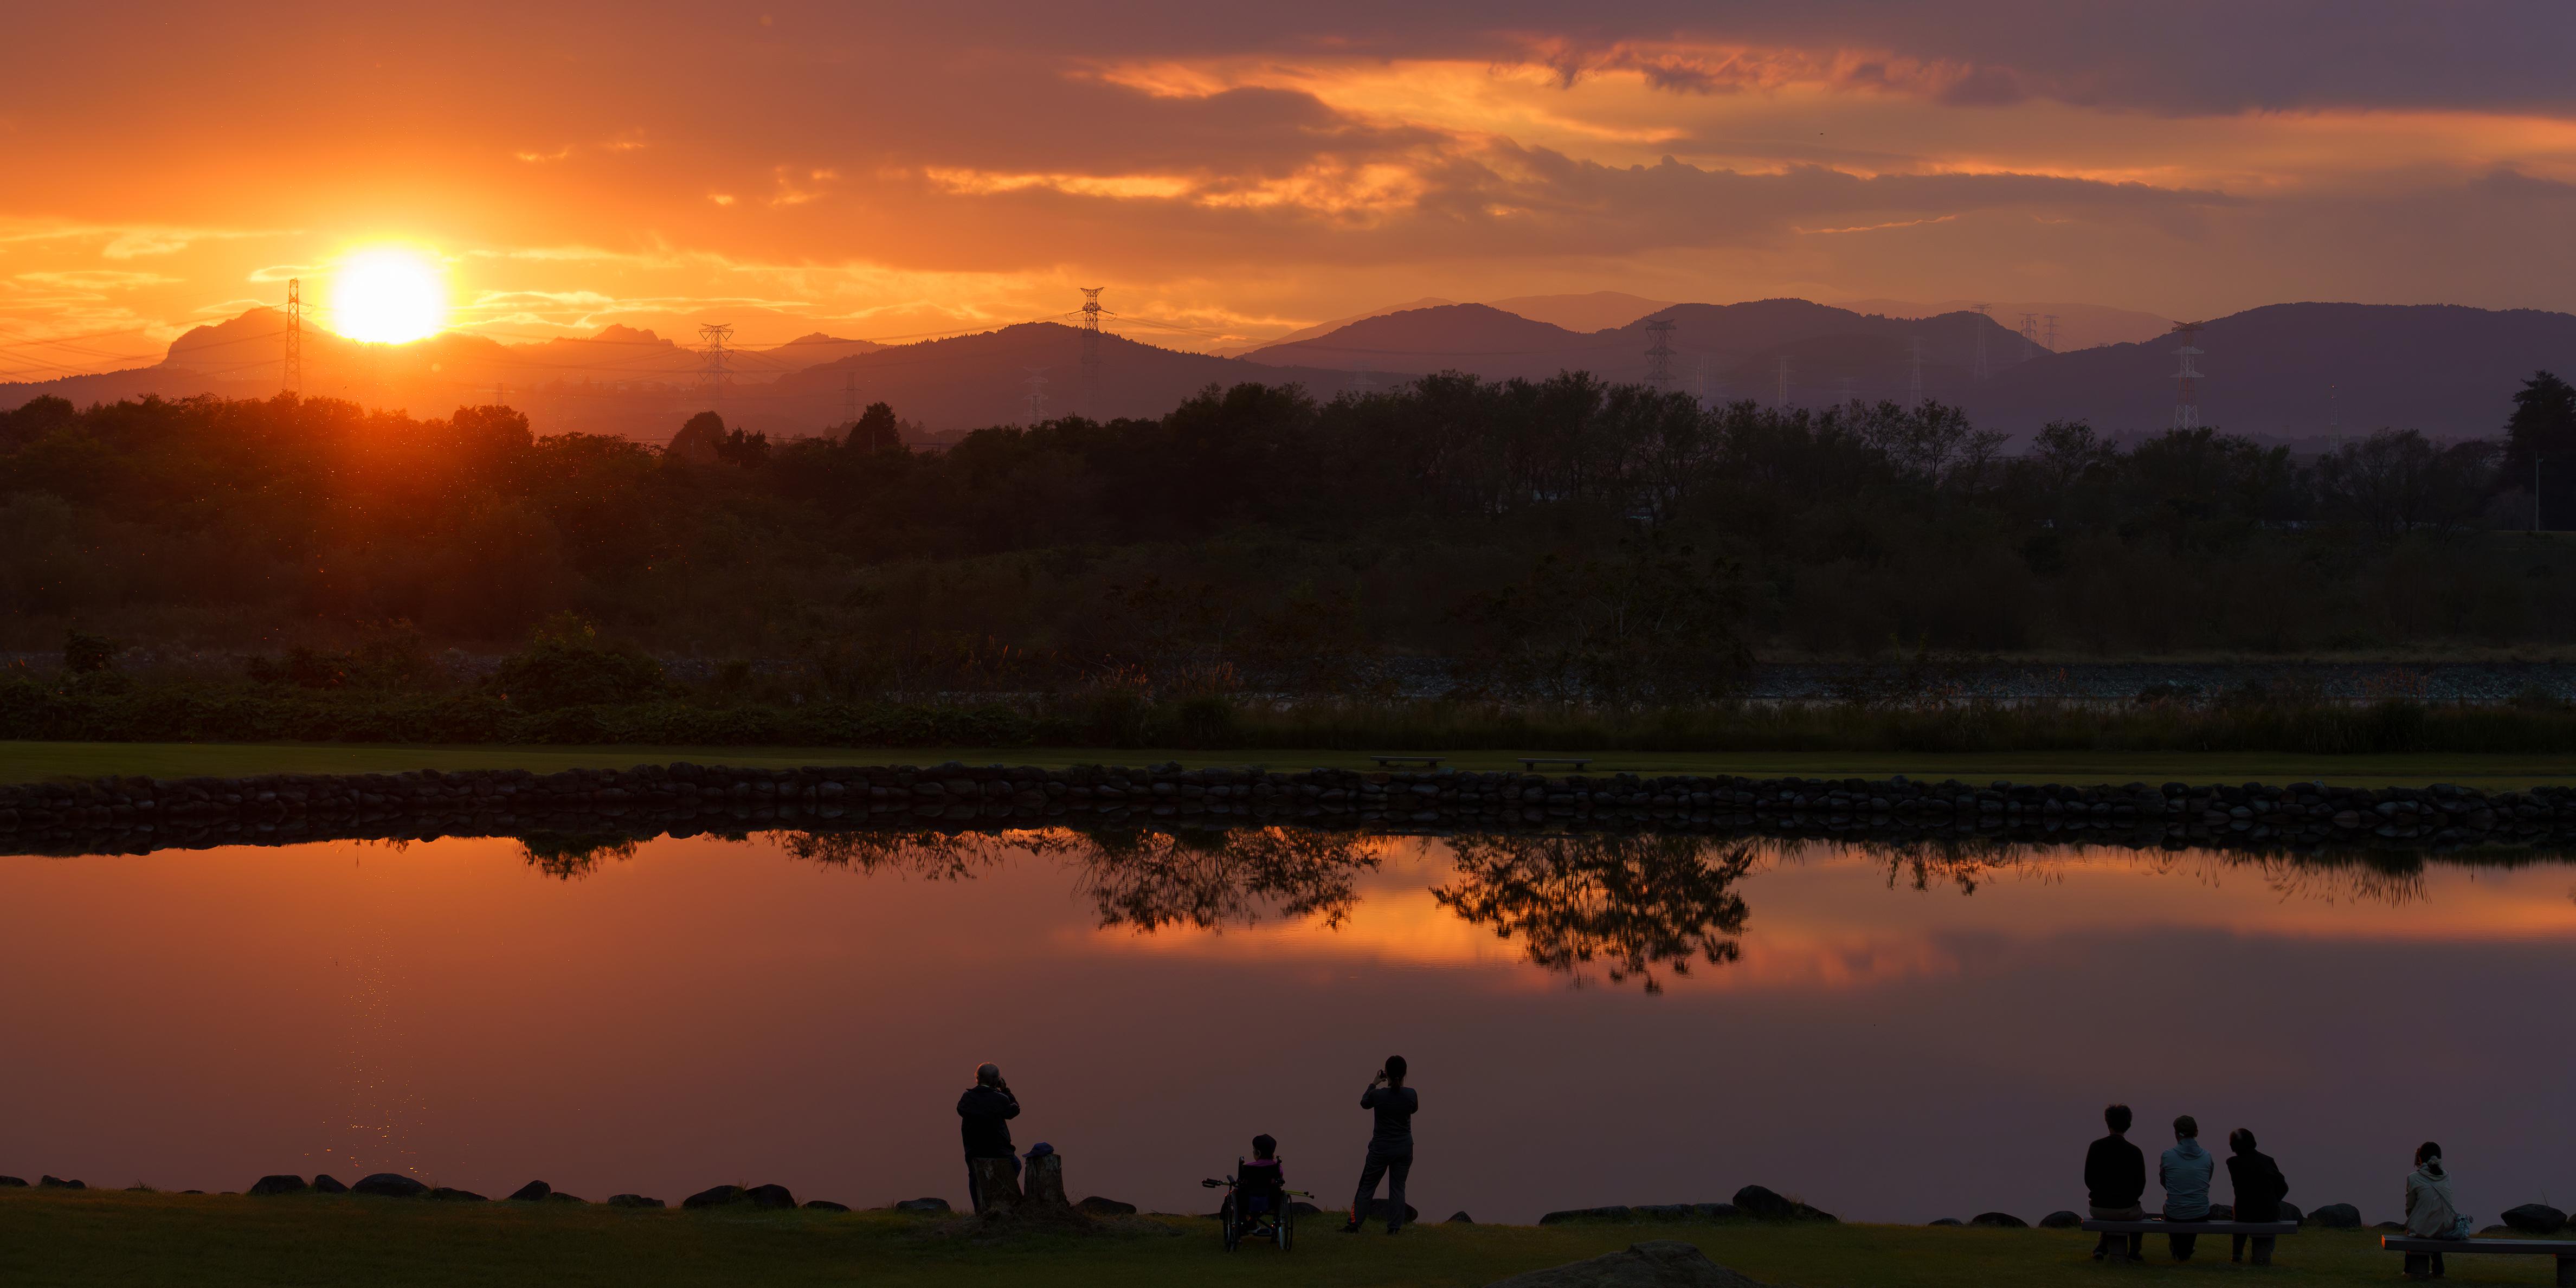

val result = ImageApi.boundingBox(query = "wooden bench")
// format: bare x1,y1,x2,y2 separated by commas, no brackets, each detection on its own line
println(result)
2385,1235,2576,1284
2083,1220,2298,1265
1369,756,1444,768
1517,757,1593,770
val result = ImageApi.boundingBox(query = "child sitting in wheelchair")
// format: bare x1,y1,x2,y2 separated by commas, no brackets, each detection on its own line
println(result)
1202,1134,1304,1251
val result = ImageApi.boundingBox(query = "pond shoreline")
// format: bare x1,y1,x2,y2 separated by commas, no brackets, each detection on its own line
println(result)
4,761,2570,859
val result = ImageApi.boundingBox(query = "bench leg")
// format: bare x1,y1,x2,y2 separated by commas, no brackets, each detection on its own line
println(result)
2403,1252,2431,1280
2556,1254,2574,1288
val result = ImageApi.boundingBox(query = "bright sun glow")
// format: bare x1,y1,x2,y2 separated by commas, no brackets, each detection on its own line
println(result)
332,248,448,343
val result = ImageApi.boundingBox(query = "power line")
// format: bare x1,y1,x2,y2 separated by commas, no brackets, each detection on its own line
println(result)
695,323,735,396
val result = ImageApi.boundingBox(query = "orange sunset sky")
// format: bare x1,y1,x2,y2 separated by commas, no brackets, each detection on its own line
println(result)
5,1,2574,376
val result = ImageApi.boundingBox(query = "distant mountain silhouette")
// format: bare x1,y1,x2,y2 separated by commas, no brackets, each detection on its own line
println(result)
1483,291,1676,332
11,301,2571,446
1208,297,1457,357
767,322,1396,440
1830,298,2173,352
1967,302,2576,440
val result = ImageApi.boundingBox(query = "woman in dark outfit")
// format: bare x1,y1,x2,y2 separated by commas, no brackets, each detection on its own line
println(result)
1342,1055,1416,1234
2225,1127,2290,1266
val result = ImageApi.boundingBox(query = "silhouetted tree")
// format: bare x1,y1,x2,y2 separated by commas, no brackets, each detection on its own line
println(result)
2501,371,2576,529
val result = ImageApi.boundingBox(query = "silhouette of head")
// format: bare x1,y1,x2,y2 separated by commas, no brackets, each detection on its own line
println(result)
1384,1055,1407,1086
2104,1104,2132,1134
976,1062,1002,1087
2417,1141,2443,1165
1253,1134,1277,1160
2173,1115,2198,1139
2230,1128,2257,1155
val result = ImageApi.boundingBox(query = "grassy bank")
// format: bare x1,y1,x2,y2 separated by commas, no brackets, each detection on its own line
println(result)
1,1189,2549,1288
10,740,2576,788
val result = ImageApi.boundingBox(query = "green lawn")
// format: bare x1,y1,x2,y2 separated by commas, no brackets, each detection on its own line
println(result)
0,1190,2557,1288
8,740,2576,788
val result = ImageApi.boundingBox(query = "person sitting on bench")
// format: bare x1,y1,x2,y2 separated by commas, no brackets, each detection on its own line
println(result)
2225,1128,2289,1265
2160,1115,2216,1261
2405,1139,2474,1280
2085,1103,2147,1262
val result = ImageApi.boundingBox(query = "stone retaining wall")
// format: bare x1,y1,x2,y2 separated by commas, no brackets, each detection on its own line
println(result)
3,762,2572,858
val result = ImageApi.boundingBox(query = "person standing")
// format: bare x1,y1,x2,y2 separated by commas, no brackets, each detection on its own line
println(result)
2224,1128,2290,1265
2405,1140,2473,1277
2085,1104,2147,1261
957,1061,1020,1213
1342,1055,1417,1235
2159,1115,2216,1261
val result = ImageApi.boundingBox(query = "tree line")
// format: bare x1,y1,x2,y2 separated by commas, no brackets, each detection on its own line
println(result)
2,369,2572,672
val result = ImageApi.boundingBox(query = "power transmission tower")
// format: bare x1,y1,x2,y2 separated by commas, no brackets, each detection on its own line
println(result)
696,323,735,394
2169,321,2206,429
2043,314,2060,352
1970,303,1992,381
1077,287,1106,417
1023,366,1050,421
281,278,302,396
2019,312,2040,362
1775,355,1792,409
1907,335,1926,405
1643,318,1677,391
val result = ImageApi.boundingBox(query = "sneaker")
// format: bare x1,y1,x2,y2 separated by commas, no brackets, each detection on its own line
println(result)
1338,1220,1361,1234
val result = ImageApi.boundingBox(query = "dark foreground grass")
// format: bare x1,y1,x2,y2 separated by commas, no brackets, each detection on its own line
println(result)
8,739,2576,788
0,1190,2559,1288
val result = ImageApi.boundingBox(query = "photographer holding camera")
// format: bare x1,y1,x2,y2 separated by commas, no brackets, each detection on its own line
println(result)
1342,1055,1417,1234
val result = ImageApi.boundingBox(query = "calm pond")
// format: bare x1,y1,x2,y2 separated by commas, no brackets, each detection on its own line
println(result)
2,828,2569,1225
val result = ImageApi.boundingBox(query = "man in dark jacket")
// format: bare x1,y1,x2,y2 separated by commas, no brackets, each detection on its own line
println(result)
2085,1103,2147,1261
2225,1128,2290,1265
1342,1055,1418,1235
957,1062,1020,1213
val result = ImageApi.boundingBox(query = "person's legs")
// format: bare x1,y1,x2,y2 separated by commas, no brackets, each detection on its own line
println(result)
2250,1235,2275,1266
1345,1151,1389,1231
965,1156,981,1214
2170,1229,2198,1260
2232,1233,2247,1262
1385,1152,1412,1232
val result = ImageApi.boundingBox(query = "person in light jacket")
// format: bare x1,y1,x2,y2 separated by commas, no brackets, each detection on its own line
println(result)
2405,1141,2473,1276
2159,1115,2215,1261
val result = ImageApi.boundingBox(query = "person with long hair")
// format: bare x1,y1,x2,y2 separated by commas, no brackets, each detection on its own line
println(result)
2224,1128,2289,1265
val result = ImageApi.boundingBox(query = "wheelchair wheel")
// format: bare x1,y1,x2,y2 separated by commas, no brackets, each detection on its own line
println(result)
1277,1204,1295,1252
1220,1196,1240,1252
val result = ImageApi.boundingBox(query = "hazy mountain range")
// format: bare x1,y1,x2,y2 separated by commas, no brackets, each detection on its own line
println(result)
8,296,2572,445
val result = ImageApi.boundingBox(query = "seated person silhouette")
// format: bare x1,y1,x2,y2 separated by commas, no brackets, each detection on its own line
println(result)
1236,1134,1286,1219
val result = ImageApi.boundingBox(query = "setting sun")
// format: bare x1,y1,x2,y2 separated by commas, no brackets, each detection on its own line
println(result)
331,247,446,343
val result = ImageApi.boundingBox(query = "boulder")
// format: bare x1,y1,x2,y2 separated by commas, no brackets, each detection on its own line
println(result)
507,1181,553,1202
0,1177,25,1187
1969,1212,2027,1229
352,1173,427,1199
428,1188,487,1202
311,1175,349,1194
2279,1202,2303,1224
1358,1199,1419,1224
607,1194,665,1209
745,1184,796,1211
894,1197,952,1214
684,1186,749,1210
2307,1203,2362,1229
2039,1211,2084,1229
1076,1196,1137,1216
545,1193,586,1204
1637,1204,1697,1221
1693,1204,1741,1222
1449,1211,1477,1223
1542,1206,1636,1225
2482,1225,2514,1235
2373,1221,2406,1232
1483,1240,1774,1288
38,1176,86,1190
1728,1186,1830,1222
2502,1203,2568,1234
1929,1218,1963,1227
803,1200,851,1213
247,1175,308,1196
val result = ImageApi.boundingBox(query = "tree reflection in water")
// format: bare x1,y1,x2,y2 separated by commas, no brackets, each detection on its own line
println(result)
516,833,641,879
1433,834,1756,993
1070,827,1380,931
774,829,1022,880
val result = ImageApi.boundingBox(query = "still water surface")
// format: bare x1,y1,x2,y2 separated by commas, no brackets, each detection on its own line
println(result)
2,829,2570,1225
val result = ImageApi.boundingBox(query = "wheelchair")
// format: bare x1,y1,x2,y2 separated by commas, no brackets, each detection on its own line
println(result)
1201,1158,1306,1252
